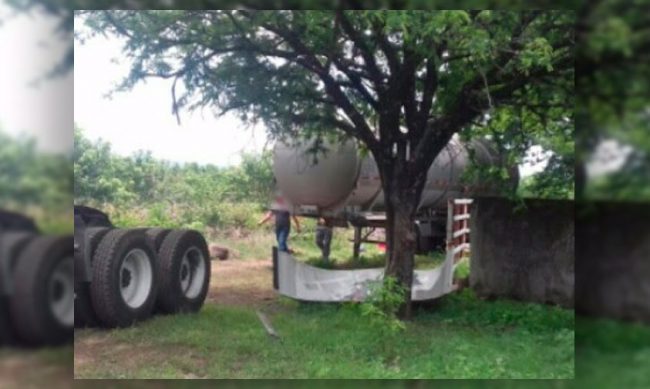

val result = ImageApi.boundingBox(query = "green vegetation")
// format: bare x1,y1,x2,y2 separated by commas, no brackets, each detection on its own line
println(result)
576,317,650,388
0,131,72,209
289,226,448,271
82,10,574,203
0,130,72,233
360,276,408,362
576,1,650,200
75,288,574,379
74,127,273,232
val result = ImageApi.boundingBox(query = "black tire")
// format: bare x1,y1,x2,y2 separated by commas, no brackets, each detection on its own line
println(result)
74,227,110,328
145,228,172,252
156,229,210,314
90,229,158,328
0,297,14,346
9,236,74,346
0,232,36,282
0,232,34,345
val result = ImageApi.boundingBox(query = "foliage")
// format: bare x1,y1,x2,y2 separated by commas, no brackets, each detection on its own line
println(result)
576,1,650,200
74,127,274,231
360,276,407,362
453,256,470,280
292,228,446,270
0,129,73,211
362,276,407,329
576,316,650,388
518,158,575,200
19,0,650,200
80,11,573,194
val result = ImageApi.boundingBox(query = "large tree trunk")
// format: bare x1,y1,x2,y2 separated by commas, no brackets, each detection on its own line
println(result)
381,164,424,320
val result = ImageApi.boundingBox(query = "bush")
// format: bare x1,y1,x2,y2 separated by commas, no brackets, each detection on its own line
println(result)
106,200,266,235
214,202,262,231
359,276,407,364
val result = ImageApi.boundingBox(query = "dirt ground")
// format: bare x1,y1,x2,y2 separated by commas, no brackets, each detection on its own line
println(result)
73,258,276,378
0,349,72,389
207,259,276,307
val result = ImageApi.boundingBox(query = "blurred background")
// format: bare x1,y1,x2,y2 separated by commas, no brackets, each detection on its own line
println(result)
574,1,650,387
1,0,650,387
0,1,73,388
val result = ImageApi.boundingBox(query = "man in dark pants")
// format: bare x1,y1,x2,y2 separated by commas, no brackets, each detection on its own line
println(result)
315,217,333,262
258,197,301,252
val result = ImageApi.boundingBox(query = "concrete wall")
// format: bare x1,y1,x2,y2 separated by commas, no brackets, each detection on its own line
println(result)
575,202,650,323
470,197,575,308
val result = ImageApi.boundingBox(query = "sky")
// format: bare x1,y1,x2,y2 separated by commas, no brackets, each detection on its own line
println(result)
73,19,268,167
0,4,72,154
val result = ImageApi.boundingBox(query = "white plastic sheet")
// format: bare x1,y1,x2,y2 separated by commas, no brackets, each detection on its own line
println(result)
276,250,455,302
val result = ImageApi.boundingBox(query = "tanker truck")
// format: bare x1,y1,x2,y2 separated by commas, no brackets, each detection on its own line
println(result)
272,134,518,255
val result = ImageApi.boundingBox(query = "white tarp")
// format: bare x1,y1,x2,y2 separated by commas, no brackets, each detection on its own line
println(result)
276,250,455,302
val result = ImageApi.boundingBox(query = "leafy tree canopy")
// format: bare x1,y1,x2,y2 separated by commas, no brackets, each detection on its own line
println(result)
575,1,650,200
0,129,72,209
82,10,574,199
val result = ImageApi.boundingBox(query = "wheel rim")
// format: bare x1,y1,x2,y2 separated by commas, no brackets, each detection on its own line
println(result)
180,247,206,299
119,248,153,309
49,256,74,327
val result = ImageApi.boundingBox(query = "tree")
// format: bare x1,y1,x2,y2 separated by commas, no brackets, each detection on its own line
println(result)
74,126,274,208
0,129,73,209
82,10,574,317
575,1,650,200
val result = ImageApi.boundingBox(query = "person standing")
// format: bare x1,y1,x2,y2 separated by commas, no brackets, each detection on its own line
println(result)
258,196,301,252
315,217,333,262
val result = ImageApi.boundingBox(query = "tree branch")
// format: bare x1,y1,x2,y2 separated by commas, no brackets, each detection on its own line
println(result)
371,18,400,77
412,11,563,171
416,58,438,134
336,10,386,92
252,12,380,153
330,56,380,110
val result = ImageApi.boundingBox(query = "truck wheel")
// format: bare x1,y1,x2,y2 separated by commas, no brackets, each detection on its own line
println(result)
74,227,110,328
10,236,74,346
145,228,172,252
0,232,36,282
0,232,35,345
156,230,210,314
90,229,157,328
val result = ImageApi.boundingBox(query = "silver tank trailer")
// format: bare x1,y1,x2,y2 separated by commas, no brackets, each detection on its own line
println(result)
273,135,511,212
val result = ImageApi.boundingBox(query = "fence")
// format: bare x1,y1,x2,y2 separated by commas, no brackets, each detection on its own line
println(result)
447,198,472,263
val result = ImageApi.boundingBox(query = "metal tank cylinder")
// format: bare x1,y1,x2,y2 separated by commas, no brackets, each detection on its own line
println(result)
273,136,510,212
273,140,361,210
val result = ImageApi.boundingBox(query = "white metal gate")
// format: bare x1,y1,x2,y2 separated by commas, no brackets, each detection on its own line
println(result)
447,198,473,263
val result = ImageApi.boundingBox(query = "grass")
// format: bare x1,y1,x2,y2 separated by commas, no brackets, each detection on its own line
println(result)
576,316,650,388
68,381,574,389
290,226,448,270
75,288,574,379
116,211,450,271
